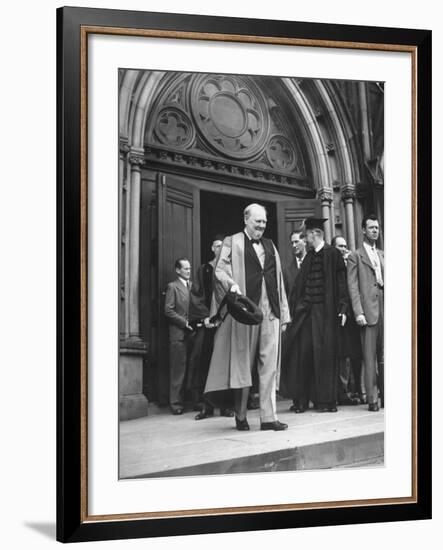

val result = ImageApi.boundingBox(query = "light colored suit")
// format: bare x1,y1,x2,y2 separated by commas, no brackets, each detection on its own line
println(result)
347,246,384,405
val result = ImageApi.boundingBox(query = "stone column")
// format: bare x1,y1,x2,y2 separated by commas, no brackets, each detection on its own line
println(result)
119,147,148,420
342,185,357,251
127,148,145,341
119,138,130,338
318,187,333,243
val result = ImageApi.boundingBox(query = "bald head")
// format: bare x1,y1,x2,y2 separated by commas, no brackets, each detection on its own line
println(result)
244,203,267,240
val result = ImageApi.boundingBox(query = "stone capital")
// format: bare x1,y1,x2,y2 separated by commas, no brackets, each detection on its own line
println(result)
317,187,333,203
128,148,145,167
119,137,130,155
342,185,356,203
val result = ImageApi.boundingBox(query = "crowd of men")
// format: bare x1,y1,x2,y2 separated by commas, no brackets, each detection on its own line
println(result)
164,203,384,431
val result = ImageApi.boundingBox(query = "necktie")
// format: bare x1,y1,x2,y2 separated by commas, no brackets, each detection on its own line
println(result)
251,238,261,245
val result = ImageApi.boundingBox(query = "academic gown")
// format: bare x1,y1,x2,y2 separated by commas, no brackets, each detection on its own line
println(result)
281,244,349,404
204,232,290,393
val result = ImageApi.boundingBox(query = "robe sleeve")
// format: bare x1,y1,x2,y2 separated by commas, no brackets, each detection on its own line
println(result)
214,236,237,293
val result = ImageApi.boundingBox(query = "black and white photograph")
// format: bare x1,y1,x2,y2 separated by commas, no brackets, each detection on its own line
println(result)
118,69,385,479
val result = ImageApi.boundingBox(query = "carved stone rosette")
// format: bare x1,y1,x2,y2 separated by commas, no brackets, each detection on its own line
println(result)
190,74,269,160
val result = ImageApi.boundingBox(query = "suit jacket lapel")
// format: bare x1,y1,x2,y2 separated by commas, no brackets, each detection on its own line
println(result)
359,246,376,272
175,278,190,300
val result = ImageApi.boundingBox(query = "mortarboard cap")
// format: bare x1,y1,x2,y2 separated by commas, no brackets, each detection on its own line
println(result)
302,217,328,231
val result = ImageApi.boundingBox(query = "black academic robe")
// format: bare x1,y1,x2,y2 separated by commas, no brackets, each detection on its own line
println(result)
281,244,349,404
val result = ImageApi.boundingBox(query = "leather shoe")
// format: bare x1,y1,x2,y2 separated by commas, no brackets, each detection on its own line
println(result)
171,407,184,415
220,408,235,417
289,404,306,413
235,416,250,431
338,395,360,406
368,403,380,412
194,410,214,420
318,406,338,413
260,420,288,431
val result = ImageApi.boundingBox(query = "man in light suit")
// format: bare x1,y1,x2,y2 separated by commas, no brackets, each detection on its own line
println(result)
204,203,291,431
164,258,194,415
347,215,384,411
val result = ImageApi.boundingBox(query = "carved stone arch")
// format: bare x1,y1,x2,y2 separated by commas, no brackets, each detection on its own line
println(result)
281,78,334,240
119,69,139,142
320,79,362,188
129,71,168,149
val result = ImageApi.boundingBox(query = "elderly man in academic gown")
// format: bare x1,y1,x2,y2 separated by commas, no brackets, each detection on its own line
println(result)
204,203,291,431
283,217,349,413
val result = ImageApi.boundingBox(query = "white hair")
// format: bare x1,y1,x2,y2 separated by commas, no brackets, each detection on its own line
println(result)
244,203,267,220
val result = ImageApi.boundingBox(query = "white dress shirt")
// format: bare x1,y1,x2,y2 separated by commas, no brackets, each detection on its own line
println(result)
363,242,383,286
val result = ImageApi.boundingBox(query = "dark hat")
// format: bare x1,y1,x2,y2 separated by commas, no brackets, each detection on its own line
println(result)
302,217,328,231
226,293,263,325
211,292,263,326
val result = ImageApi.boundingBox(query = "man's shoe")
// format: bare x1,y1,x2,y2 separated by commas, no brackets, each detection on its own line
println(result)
318,406,338,413
235,416,250,431
194,410,214,420
171,407,184,415
338,395,359,406
220,408,235,417
368,403,380,412
289,403,306,413
260,420,288,431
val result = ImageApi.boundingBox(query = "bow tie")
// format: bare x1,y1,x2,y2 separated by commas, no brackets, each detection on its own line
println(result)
251,238,261,245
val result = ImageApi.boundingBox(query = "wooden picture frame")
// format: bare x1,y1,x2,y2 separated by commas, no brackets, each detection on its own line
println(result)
57,6,431,543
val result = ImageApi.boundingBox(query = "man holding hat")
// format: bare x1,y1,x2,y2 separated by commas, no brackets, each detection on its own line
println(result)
284,217,349,413
204,203,290,431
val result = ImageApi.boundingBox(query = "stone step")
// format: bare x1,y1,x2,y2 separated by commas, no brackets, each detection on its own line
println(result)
119,401,384,479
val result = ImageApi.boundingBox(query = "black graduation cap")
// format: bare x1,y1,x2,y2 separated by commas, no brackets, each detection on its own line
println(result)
302,217,328,231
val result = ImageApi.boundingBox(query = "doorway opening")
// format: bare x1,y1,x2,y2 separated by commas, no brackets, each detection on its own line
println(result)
199,190,278,263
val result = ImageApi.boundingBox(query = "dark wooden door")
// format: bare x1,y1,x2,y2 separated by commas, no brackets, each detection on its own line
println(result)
276,198,320,269
156,173,200,405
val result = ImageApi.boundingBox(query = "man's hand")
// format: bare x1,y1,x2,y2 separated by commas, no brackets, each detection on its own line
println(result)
230,284,241,295
203,317,217,329
185,323,194,332
338,313,347,327
281,323,288,333
356,314,367,327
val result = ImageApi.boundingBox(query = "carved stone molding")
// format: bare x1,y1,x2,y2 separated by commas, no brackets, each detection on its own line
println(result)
144,145,310,190
326,142,335,155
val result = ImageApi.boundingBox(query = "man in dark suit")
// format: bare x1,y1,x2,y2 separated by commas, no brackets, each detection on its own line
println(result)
164,258,194,415
332,235,362,406
347,215,384,411
281,230,306,410
283,230,307,298
284,218,349,413
187,235,234,420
